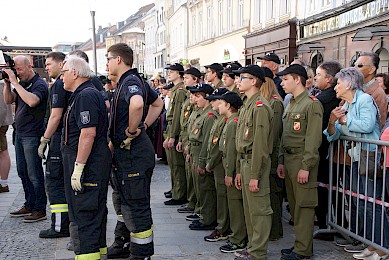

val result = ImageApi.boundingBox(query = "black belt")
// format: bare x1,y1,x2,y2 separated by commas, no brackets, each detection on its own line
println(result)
240,153,252,159
284,147,303,154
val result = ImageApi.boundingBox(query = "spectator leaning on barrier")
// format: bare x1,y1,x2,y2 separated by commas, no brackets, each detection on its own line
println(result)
355,52,387,130
323,67,386,256
3,55,49,222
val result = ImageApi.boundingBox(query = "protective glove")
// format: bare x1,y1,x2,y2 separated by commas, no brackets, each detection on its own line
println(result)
120,137,134,150
71,162,85,191
38,136,50,159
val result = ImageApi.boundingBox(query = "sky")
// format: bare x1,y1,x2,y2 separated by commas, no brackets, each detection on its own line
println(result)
0,0,153,47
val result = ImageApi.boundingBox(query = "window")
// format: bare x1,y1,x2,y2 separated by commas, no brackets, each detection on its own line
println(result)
227,0,233,31
192,14,197,43
207,6,212,38
199,11,203,41
218,0,223,35
253,0,261,25
267,0,274,20
238,0,244,27
280,0,289,15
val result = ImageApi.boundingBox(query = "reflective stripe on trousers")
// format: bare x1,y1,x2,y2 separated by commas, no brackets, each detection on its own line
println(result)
130,226,154,245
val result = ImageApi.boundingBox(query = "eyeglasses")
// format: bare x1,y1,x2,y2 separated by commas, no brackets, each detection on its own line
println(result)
240,76,253,81
106,56,118,62
60,69,70,74
355,63,371,68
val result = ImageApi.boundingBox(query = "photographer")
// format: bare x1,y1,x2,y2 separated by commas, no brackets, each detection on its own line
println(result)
3,55,48,222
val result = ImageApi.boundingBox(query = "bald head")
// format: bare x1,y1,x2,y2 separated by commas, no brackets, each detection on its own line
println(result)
13,55,34,82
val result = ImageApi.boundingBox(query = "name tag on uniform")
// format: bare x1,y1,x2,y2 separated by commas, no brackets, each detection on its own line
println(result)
293,122,300,131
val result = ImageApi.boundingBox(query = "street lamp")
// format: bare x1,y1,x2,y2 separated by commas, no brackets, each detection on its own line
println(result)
90,10,97,76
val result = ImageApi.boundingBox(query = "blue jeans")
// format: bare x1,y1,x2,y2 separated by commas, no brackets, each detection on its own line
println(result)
15,135,47,211
349,162,389,247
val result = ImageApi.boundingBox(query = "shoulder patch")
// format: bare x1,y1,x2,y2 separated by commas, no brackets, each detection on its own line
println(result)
234,117,239,122
128,85,140,93
178,85,184,90
310,95,318,101
225,117,229,122
256,101,263,107
80,111,90,124
273,95,278,99
208,112,216,117
52,94,58,105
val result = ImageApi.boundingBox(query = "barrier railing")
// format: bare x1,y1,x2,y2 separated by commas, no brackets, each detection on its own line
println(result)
315,135,389,254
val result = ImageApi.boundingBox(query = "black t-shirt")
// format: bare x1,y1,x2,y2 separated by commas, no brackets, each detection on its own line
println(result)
110,68,158,141
63,80,108,150
50,78,71,133
14,74,48,137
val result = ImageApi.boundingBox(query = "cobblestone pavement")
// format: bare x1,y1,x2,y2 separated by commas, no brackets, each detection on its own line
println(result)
0,130,354,259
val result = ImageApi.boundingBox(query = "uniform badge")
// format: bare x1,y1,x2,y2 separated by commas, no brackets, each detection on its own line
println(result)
184,111,189,118
293,122,300,131
223,140,226,146
187,106,191,110
80,111,90,124
234,118,239,122
225,117,229,122
208,112,214,117
294,114,301,120
212,136,218,145
310,95,318,101
128,85,140,93
245,128,249,137
273,95,278,99
194,128,199,135
256,101,263,107
52,94,58,105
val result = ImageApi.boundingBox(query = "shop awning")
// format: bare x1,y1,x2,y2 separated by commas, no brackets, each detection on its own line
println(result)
297,43,325,53
352,26,389,41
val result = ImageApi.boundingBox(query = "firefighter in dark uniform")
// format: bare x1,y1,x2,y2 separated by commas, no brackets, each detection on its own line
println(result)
61,56,111,259
38,52,71,238
107,43,154,260
107,63,162,259
277,65,323,260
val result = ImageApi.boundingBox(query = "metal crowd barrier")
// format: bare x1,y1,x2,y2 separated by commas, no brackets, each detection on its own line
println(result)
315,135,389,254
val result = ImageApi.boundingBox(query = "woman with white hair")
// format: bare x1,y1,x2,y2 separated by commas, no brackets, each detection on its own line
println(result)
324,67,388,260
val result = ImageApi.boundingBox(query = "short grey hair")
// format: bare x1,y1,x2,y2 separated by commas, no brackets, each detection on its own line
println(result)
335,67,364,91
65,56,92,78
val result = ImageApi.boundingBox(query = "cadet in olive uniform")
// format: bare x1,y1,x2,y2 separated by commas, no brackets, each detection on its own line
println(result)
205,63,224,89
221,63,242,93
276,65,323,260
260,66,285,241
163,63,188,205
184,89,202,222
217,91,247,253
235,65,273,260
204,87,230,241
177,68,202,213
187,83,217,230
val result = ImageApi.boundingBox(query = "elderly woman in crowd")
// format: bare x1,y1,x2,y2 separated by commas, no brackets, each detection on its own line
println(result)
324,67,388,260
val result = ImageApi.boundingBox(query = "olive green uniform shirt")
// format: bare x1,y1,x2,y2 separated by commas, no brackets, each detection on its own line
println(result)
206,114,227,170
236,92,274,181
269,96,284,170
278,90,323,170
166,82,186,139
179,96,193,144
220,113,239,177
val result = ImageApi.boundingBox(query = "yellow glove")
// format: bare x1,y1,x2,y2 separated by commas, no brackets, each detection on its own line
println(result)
120,137,134,150
38,136,50,159
71,162,85,191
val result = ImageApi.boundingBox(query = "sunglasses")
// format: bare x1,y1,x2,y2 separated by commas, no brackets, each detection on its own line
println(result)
355,63,371,68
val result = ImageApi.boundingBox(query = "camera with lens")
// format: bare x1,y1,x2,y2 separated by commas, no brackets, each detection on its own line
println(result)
0,50,16,80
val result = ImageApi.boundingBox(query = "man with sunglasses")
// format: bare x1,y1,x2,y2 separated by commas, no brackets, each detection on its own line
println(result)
354,52,387,130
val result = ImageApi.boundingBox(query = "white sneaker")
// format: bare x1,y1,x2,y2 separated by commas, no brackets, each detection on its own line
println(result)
365,252,388,260
353,248,374,259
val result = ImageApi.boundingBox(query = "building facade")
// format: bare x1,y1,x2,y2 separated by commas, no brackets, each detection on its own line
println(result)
244,0,299,69
297,0,389,73
187,0,250,69
143,7,158,76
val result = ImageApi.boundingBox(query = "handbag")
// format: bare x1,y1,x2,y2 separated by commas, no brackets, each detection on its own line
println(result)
358,149,382,178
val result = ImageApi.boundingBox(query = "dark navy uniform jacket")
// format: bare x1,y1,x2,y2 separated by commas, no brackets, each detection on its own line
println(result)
50,78,71,133
63,80,108,151
14,73,48,137
110,68,158,141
